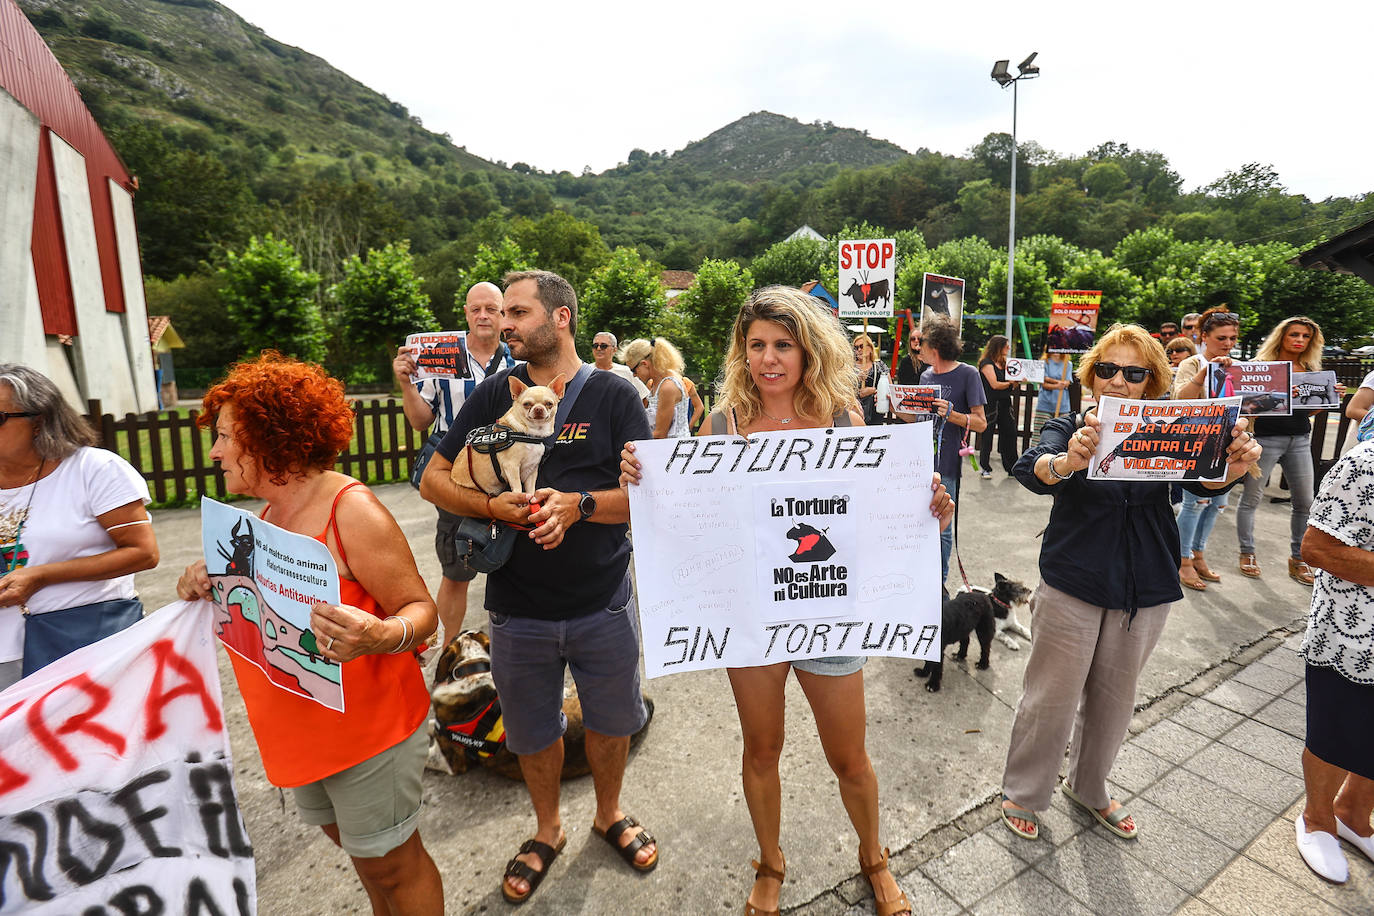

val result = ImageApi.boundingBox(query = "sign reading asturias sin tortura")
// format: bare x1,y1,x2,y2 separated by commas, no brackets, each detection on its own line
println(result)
626,423,943,677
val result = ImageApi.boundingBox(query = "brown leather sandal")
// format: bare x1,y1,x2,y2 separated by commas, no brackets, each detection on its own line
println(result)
1288,557,1315,586
1239,553,1262,578
743,854,785,916
1192,550,1221,582
860,847,912,916
1179,559,1207,591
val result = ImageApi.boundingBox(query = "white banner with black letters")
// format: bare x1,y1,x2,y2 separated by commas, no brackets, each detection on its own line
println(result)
627,423,942,677
0,601,255,914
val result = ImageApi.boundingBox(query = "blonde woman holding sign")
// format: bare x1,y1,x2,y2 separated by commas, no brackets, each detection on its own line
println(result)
622,287,952,916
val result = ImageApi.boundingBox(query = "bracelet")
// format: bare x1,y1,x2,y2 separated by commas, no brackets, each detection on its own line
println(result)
1047,452,1073,481
388,615,414,654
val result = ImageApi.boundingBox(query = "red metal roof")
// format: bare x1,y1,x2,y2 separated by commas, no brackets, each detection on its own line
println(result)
0,0,136,333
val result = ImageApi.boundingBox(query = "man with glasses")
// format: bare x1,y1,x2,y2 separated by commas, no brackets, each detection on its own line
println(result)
1181,313,1201,345
589,331,649,407
1158,322,1178,344
394,281,516,641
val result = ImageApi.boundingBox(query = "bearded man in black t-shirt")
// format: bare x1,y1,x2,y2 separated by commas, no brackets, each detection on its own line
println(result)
420,270,658,903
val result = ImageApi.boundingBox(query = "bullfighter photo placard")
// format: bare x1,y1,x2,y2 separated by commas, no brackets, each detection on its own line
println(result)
1048,290,1101,354
1291,370,1341,410
201,497,345,711
1206,361,1293,417
1088,396,1242,482
838,238,896,319
626,423,942,677
920,273,965,332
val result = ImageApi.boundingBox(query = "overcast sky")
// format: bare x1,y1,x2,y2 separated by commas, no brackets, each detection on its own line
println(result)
220,0,1372,203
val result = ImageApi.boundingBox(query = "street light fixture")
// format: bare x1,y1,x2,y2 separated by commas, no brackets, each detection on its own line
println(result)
991,51,1040,341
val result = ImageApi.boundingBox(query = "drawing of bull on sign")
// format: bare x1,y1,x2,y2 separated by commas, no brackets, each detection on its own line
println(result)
919,273,965,333
201,496,346,711
838,238,897,319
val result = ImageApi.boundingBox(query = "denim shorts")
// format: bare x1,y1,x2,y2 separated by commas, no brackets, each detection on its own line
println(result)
488,579,648,755
291,720,427,858
793,655,867,677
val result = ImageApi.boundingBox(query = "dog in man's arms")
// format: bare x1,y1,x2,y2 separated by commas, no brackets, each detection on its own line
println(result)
914,573,1032,692
427,630,655,780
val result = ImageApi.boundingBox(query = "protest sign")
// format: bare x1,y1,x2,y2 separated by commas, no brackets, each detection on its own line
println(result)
1089,396,1241,482
1048,290,1101,354
889,385,941,418
626,423,942,677
1005,358,1046,384
1291,370,1341,409
1206,361,1292,417
201,497,344,712
0,601,256,915
838,239,896,319
920,273,964,332
404,332,471,381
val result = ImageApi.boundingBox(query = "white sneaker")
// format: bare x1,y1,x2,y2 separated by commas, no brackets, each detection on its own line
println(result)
980,469,992,479
1296,815,1349,883
1337,817,1374,865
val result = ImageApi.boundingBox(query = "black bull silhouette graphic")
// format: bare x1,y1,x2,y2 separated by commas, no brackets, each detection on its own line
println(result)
844,278,891,311
1095,405,1240,480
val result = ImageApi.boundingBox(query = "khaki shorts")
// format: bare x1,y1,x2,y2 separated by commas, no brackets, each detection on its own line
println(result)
292,721,428,858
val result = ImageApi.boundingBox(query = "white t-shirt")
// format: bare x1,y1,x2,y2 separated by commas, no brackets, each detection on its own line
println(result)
1360,370,1374,392
592,362,651,404
0,448,151,661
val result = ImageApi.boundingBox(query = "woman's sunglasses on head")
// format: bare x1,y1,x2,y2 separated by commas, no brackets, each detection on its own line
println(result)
1092,362,1151,384
1202,312,1239,332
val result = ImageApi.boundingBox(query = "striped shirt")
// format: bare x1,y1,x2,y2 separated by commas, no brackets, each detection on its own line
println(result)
416,341,517,435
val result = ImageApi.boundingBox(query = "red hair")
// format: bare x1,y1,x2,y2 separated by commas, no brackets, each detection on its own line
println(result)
199,352,354,484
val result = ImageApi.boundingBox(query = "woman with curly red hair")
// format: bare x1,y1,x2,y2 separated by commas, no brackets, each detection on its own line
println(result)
176,353,443,915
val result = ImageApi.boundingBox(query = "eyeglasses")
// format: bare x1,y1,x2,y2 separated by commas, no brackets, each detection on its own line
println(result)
0,411,37,427
1181,324,1196,331
591,343,613,350
1202,312,1240,332
1092,362,1151,384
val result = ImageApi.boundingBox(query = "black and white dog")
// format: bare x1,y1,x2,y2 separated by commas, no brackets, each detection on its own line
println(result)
915,573,1032,692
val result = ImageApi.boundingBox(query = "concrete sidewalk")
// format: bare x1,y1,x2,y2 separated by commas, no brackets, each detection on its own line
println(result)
132,467,1346,914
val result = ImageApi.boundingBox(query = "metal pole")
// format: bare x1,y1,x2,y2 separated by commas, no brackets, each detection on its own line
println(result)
1004,79,1018,341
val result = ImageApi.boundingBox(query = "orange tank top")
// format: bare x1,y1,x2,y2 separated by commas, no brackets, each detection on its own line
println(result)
228,480,430,786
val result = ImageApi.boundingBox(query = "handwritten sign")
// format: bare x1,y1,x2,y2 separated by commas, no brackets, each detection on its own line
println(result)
201,497,344,711
1291,370,1341,410
920,273,964,332
1005,358,1046,384
1048,290,1101,354
889,384,941,418
838,239,896,319
1089,396,1241,482
1207,361,1292,417
405,331,472,381
0,601,256,914
626,423,942,677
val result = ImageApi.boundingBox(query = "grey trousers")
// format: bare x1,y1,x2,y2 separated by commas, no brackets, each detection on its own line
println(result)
1002,582,1171,811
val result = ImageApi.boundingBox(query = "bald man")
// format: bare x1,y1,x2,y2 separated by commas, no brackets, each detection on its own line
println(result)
394,281,518,640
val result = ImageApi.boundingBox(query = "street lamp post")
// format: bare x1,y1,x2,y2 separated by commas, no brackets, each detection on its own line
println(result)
991,52,1040,342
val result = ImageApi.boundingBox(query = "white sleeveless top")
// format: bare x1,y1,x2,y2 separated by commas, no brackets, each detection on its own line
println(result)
645,375,689,438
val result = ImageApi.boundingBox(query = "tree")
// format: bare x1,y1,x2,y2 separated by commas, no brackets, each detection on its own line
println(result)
218,235,325,363
508,210,612,292
749,237,830,289
579,247,665,349
334,241,437,382
453,238,538,324
676,259,755,381
145,272,240,373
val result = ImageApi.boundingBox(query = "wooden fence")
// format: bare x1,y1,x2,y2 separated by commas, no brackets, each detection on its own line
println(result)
84,398,426,507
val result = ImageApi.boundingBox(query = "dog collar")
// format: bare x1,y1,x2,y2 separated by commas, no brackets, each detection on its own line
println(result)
452,659,492,679
989,594,1012,611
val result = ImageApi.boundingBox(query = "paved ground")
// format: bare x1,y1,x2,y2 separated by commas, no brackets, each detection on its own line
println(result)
133,464,1364,915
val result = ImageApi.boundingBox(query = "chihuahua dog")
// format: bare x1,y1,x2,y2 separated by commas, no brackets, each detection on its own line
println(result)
451,374,564,496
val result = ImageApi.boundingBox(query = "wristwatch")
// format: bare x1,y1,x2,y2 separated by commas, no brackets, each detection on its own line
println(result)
577,490,596,521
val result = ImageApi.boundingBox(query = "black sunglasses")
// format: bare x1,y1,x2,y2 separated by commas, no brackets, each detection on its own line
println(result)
591,343,613,350
0,411,37,427
1093,362,1151,384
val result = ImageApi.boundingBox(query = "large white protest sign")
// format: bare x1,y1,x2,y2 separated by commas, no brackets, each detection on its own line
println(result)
404,331,472,381
0,601,256,914
1089,396,1241,482
201,498,344,712
1005,358,1046,384
627,423,942,677
838,239,896,319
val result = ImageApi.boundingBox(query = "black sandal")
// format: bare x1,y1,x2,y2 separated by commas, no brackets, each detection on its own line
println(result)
592,815,659,872
501,835,566,905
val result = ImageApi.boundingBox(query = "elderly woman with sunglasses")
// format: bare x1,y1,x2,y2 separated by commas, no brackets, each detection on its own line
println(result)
1169,307,1242,590
999,325,1261,843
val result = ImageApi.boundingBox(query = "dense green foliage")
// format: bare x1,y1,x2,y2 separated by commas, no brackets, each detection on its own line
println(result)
334,241,437,382
218,234,325,363
579,249,666,350
675,259,755,380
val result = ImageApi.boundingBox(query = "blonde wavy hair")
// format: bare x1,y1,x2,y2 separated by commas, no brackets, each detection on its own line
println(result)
617,337,684,377
717,286,859,427
1076,323,1173,400
1255,316,1324,371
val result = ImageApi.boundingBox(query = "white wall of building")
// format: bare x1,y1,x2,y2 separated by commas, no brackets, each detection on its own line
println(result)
49,132,141,416
0,91,45,371
109,179,155,413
